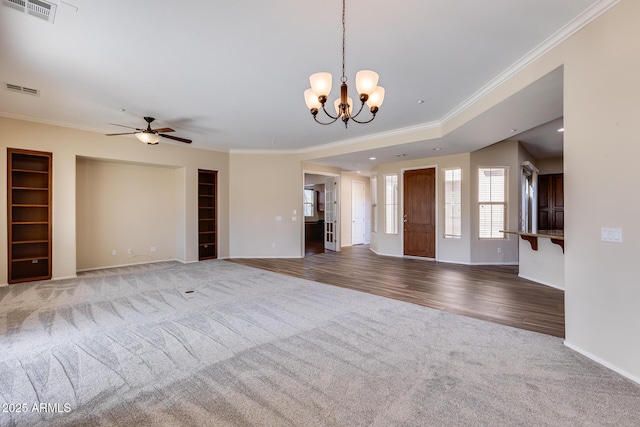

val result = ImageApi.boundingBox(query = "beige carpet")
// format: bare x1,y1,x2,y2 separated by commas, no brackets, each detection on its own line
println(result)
0,260,639,426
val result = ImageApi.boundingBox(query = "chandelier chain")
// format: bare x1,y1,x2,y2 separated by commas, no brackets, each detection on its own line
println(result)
341,0,347,83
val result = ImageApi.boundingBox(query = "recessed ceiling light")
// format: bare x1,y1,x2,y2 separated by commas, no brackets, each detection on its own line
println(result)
510,129,517,133
119,108,126,112
417,100,425,104
557,128,564,132
271,141,276,144
355,171,361,174
369,157,376,160
433,147,442,151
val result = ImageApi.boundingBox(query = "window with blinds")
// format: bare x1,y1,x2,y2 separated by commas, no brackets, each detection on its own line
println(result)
371,176,378,233
444,168,462,238
478,167,507,238
384,174,398,234
303,189,314,217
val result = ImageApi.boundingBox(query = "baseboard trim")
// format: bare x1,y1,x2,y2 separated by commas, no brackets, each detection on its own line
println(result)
518,273,565,290
369,248,403,258
52,275,78,281
436,259,473,265
564,341,640,386
230,255,303,259
469,261,520,266
76,258,179,272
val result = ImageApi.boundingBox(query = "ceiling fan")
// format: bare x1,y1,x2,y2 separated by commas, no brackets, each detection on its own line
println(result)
106,116,192,144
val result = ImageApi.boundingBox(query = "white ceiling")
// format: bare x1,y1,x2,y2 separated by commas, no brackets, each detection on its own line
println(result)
0,0,605,168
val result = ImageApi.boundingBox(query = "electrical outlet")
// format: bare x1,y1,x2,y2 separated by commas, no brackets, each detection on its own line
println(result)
497,247,502,254
127,248,132,255
112,250,116,256
272,242,276,248
150,246,157,253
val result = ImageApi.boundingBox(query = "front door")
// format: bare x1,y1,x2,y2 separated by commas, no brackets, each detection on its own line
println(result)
403,168,436,258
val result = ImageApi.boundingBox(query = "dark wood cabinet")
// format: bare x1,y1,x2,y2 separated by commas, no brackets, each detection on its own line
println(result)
198,169,217,260
538,173,564,230
7,148,52,283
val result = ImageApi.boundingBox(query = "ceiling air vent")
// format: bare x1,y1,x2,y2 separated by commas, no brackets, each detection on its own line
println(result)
5,83,40,96
3,0,57,23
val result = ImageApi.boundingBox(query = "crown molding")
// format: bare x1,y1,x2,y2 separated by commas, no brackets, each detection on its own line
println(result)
295,120,442,155
440,0,621,125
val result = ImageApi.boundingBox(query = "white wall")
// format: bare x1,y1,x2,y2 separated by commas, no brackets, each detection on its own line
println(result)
562,0,640,382
229,153,303,258
536,156,563,175
76,158,178,270
518,238,565,290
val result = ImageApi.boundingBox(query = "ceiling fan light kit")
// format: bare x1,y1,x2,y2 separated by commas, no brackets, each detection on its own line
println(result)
105,116,192,144
304,0,384,128
135,131,161,145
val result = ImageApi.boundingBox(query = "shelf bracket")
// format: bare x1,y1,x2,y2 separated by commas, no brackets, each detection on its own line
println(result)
520,235,538,251
550,238,565,253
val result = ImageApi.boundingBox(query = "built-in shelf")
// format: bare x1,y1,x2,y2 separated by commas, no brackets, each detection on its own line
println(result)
198,169,218,261
7,148,52,283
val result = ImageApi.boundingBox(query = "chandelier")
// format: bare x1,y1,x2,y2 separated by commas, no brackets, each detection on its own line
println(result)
303,0,385,128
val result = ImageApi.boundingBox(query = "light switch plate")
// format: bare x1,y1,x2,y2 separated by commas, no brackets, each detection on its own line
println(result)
601,227,622,243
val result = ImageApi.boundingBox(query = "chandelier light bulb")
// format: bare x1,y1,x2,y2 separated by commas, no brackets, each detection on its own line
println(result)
310,72,332,97
355,70,379,96
366,86,386,109
304,89,322,110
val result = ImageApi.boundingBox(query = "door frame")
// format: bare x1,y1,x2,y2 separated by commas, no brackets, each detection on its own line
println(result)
400,165,439,260
302,170,341,257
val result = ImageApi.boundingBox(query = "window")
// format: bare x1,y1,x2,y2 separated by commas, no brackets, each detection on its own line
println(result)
444,168,462,238
371,176,377,233
385,175,398,234
303,189,314,217
478,167,507,238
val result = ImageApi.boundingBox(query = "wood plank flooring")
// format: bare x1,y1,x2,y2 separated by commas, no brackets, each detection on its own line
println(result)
229,244,565,337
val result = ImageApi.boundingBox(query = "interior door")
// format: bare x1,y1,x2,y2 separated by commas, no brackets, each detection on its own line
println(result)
324,177,339,251
352,181,366,245
403,168,436,258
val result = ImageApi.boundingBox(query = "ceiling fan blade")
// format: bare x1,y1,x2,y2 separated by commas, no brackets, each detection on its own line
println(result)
105,132,136,136
153,127,175,133
108,123,143,131
160,134,192,144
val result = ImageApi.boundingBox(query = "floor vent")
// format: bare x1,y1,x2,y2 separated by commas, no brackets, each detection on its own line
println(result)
3,0,57,23
5,83,40,96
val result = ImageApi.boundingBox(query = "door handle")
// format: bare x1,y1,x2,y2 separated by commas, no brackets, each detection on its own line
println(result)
403,219,408,222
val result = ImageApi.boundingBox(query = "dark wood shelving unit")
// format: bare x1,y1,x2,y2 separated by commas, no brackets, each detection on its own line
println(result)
7,148,52,284
198,169,217,260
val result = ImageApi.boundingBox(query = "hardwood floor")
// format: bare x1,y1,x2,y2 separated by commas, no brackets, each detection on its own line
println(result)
229,244,565,338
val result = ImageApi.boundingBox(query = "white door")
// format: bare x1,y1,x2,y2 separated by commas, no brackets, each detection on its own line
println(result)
324,177,339,251
352,181,365,245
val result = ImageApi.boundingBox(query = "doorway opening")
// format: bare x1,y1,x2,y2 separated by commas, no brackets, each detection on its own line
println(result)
303,172,340,256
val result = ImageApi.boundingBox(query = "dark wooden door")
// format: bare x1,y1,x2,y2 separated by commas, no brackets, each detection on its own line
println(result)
538,174,564,230
403,168,436,258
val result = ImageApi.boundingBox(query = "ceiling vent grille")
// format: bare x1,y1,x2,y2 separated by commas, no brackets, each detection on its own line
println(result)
3,0,57,23
5,83,40,96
